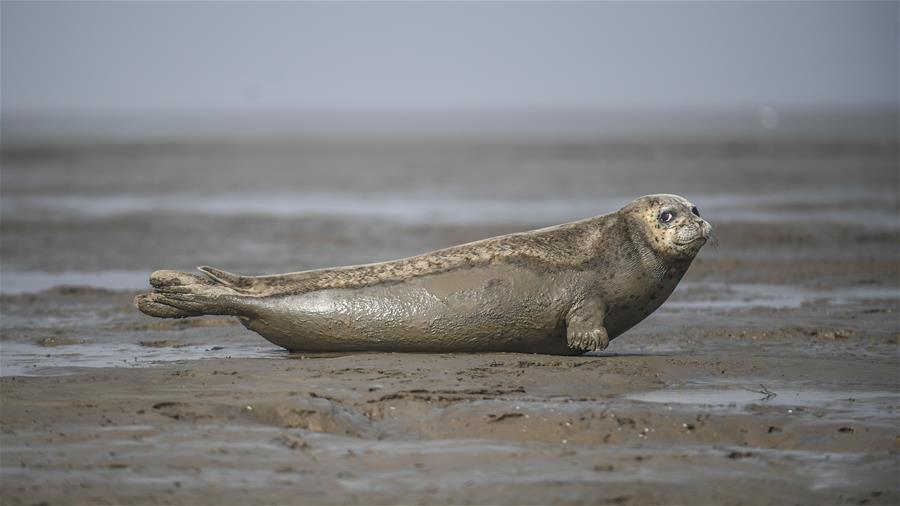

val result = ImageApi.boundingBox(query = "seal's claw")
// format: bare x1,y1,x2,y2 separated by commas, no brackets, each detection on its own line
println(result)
567,328,609,353
591,328,610,351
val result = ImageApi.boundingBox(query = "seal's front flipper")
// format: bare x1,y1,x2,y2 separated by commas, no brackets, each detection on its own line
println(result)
566,299,609,352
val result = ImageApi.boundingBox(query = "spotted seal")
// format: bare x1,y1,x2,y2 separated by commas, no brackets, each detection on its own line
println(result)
135,194,711,355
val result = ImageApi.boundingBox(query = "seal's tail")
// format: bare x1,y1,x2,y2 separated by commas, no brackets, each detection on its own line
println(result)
134,269,247,319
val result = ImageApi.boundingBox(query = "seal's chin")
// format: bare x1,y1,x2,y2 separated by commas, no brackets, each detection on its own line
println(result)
670,235,708,258
675,236,707,246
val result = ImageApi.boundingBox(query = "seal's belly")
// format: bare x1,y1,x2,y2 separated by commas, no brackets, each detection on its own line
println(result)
245,265,582,353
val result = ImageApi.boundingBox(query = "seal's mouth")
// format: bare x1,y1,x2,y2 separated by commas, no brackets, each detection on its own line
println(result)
675,236,707,246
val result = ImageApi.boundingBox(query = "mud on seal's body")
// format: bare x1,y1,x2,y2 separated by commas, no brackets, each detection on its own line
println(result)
136,194,711,355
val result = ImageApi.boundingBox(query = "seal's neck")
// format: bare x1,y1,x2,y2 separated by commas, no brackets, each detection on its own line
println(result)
637,241,666,279
632,229,697,299
626,222,669,282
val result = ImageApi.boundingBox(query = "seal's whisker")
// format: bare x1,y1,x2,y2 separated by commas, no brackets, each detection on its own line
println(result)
708,225,720,250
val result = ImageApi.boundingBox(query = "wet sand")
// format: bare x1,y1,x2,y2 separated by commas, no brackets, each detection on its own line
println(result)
1,135,898,504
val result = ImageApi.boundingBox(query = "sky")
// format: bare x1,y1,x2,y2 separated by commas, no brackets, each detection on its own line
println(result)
2,1,898,116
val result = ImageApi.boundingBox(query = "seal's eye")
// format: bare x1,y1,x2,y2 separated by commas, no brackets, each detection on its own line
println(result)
659,211,675,224
691,206,700,217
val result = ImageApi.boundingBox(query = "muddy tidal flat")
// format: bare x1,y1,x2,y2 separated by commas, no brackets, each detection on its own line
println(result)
1,136,898,505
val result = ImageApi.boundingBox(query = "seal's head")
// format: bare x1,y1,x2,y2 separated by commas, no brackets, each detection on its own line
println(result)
623,194,712,260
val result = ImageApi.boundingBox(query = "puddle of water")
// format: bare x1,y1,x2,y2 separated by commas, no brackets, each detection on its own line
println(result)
0,341,283,377
625,383,899,426
0,270,150,294
627,388,896,407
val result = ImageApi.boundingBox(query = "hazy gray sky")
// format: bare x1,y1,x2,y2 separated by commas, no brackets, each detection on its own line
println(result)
2,1,898,113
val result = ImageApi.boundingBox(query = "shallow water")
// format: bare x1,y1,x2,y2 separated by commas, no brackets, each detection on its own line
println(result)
4,189,897,228
627,387,896,408
667,282,899,311
0,341,282,377
0,270,150,294
626,381,899,426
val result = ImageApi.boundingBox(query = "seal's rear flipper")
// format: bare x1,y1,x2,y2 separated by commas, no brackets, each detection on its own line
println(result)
135,285,245,318
150,269,213,290
198,266,248,288
137,269,251,319
134,293,202,319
